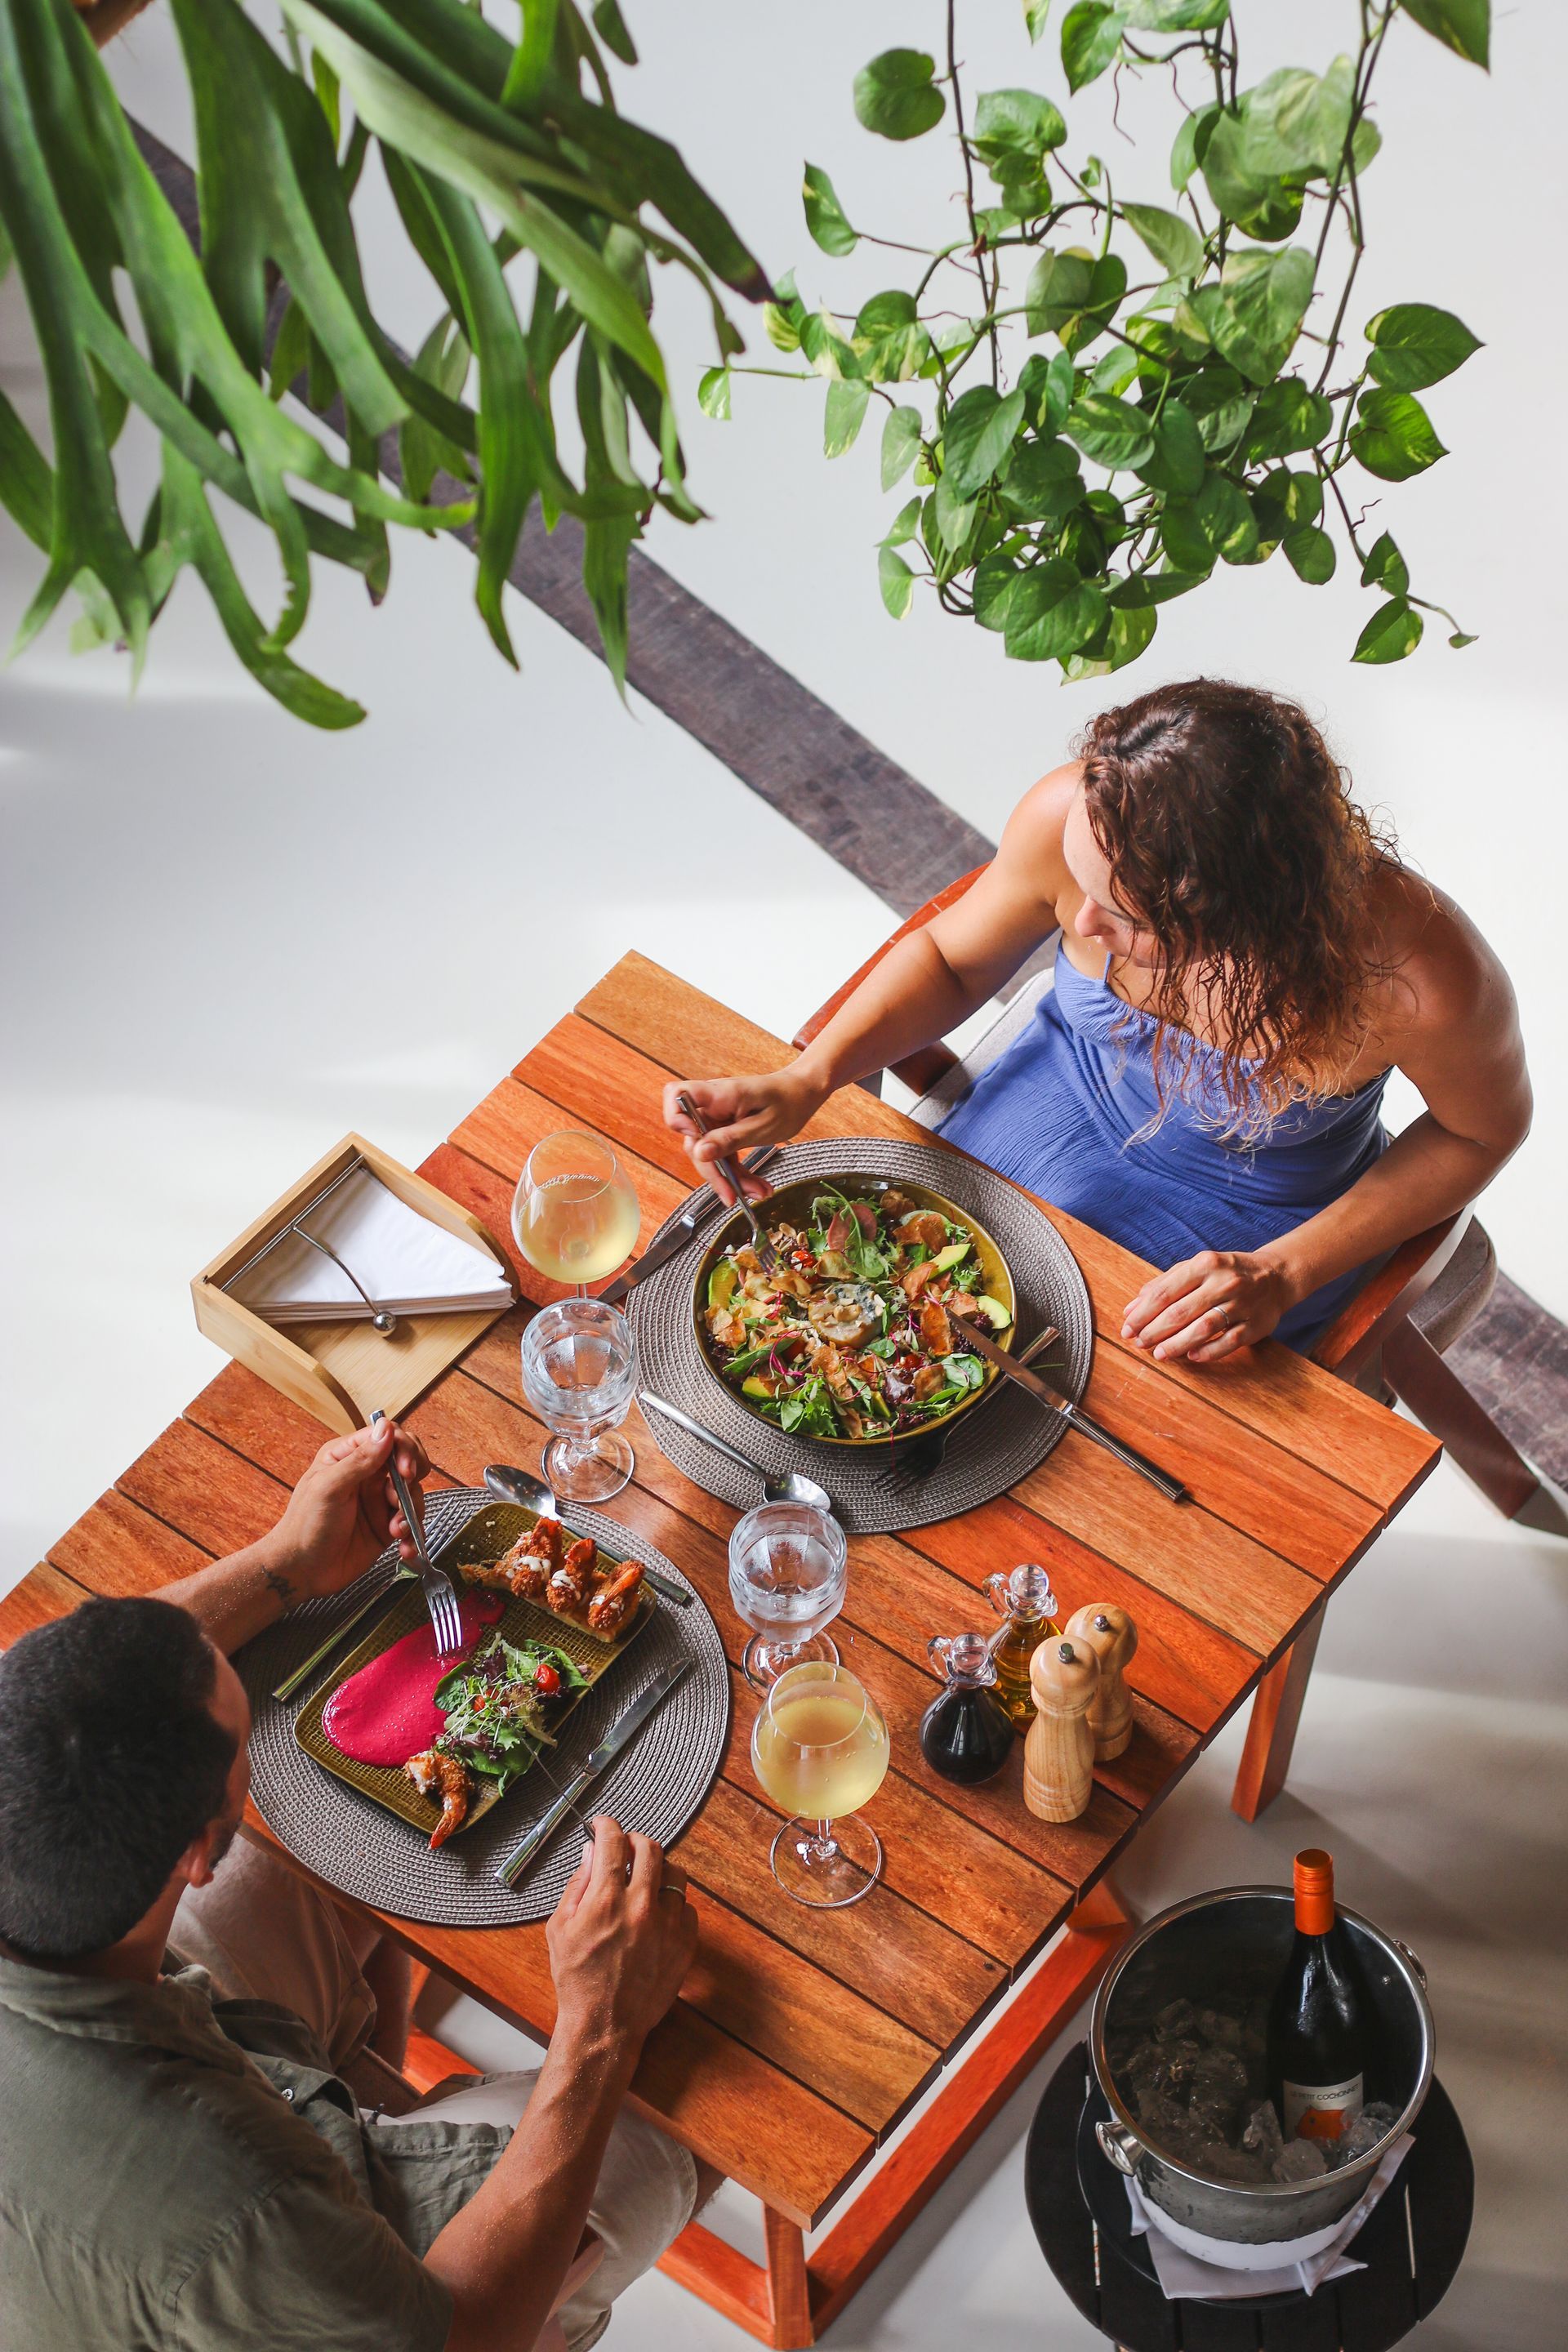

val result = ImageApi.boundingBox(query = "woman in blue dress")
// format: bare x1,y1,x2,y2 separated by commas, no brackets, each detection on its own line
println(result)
666,679,1531,1363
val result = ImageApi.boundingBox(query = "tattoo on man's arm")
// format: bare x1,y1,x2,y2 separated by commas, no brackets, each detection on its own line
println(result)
264,1567,296,1605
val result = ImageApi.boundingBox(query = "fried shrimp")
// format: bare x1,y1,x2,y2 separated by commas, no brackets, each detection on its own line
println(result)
585,1559,645,1638
404,1748,473,1849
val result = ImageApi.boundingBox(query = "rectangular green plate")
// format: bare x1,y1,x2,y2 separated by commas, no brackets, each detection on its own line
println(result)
293,1503,652,1842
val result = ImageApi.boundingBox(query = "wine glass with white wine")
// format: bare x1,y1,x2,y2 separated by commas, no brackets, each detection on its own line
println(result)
510,1131,640,1296
751,1663,889,1908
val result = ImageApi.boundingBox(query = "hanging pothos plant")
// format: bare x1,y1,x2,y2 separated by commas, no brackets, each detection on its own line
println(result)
0,0,768,725
702,0,1489,679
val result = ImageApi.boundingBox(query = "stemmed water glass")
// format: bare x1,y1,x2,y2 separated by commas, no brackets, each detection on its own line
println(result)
750,1662,889,1908
511,1130,640,1298
727,1500,847,1690
519,1297,638,1503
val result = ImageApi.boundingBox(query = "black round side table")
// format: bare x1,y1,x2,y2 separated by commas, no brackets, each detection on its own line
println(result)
1025,2043,1473,2352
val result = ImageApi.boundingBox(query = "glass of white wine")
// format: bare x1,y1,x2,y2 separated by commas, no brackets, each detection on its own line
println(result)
511,1131,640,1296
519,1297,638,1503
751,1662,889,1908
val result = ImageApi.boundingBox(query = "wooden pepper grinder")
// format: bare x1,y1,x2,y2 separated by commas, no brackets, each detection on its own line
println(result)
1064,1602,1138,1761
1022,1637,1099,1822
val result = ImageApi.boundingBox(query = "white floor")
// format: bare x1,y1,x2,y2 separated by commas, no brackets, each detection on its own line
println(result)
412,1451,1567,2352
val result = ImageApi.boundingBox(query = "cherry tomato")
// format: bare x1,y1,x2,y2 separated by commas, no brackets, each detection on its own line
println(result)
533,1660,561,1695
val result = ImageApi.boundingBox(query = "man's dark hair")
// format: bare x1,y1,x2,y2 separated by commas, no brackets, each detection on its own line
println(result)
0,1599,238,1961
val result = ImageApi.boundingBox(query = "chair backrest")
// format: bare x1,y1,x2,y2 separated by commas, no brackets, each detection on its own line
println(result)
903,959,1058,1128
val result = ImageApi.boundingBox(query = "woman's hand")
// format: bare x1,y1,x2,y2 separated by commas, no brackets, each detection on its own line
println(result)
662,1067,827,1203
1122,1249,1297,1364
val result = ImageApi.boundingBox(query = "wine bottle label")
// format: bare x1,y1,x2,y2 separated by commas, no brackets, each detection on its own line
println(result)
1282,2074,1365,2141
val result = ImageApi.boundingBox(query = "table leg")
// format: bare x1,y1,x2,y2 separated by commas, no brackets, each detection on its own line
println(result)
764,2209,813,2350
1231,1606,1325,1823
656,1883,1131,2341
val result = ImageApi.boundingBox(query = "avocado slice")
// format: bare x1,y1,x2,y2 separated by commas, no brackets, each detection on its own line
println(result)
707,1260,739,1311
975,1294,1013,1330
741,1374,775,1400
933,1240,971,1272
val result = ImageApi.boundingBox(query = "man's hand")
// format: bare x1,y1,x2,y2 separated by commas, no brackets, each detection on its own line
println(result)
261,1419,430,1603
546,1817,697,2060
1122,1248,1297,1363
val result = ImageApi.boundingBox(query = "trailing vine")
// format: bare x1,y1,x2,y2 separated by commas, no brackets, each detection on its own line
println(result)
702,0,1490,678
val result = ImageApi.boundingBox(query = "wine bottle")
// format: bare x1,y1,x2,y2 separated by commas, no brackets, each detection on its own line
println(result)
1267,1848,1366,2144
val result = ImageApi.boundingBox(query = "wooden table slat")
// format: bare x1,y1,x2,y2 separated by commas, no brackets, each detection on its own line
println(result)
0,1562,91,1644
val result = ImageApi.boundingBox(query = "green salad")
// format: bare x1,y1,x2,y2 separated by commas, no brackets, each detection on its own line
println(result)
702,1182,1012,1440
432,1629,588,1793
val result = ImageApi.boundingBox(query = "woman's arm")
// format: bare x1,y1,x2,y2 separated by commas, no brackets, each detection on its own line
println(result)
1124,893,1531,1362
664,770,1076,1199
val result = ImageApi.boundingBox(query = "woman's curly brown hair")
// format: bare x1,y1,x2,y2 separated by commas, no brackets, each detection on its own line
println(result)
1076,678,1393,1138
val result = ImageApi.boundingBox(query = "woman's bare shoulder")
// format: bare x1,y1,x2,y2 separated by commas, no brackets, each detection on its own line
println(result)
1370,863,1517,1038
995,762,1080,882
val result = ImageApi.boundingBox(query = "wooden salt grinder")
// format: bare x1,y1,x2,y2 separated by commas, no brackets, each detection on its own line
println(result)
1022,1637,1100,1823
1065,1601,1138,1761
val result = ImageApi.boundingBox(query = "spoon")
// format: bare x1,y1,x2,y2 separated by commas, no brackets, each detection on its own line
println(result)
482,1463,693,1607
637,1393,833,1513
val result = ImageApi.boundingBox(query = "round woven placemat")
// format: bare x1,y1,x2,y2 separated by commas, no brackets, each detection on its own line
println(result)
629,1138,1093,1535
239,1489,730,1927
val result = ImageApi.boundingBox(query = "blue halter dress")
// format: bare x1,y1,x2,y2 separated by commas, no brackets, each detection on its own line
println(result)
938,951,1389,1352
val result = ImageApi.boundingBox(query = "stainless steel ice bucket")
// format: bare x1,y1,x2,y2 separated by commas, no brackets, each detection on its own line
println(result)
1089,1886,1433,2252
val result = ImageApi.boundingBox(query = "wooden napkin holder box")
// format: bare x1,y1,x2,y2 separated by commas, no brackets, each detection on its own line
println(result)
191,1132,513,1436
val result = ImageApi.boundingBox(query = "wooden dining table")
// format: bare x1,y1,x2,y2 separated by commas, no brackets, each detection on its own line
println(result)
0,953,1441,2350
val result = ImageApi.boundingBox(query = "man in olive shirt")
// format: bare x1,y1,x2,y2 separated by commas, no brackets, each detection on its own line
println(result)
0,1419,706,2350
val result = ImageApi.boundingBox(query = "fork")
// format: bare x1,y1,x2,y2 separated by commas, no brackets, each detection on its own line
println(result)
371,1409,465,1659
878,1325,1059,1491
675,1093,779,1273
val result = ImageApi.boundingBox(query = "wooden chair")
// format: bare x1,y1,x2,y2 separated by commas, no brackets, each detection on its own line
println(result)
794,865,1539,1823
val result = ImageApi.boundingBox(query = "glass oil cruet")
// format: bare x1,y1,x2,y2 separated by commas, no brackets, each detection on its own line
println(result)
984,1564,1061,1731
920,1633,1015,1785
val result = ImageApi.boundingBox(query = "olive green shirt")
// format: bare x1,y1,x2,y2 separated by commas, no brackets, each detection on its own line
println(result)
0,1950,510,2350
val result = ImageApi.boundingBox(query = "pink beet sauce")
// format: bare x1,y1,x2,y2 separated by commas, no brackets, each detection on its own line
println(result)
323,1591,504,1767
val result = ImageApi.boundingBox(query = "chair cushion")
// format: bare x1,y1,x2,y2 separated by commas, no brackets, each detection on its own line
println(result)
1410,1216,1496,1356
908,954,1058,1129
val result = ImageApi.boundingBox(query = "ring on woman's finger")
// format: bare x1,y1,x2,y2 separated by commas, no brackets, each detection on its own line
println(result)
1214,1303,1232,1330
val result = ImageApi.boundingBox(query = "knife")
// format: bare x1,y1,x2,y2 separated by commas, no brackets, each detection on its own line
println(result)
522,1743,689,1895
494,1655,695,1886
600,1146,780,1306
944,1310,1187,1503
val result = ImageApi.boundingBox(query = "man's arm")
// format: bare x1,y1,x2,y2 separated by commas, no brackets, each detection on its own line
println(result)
425,1819,698,2352
158,1421,428,1655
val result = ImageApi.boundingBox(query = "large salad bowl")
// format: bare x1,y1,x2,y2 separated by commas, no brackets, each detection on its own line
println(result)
693,1170,1018,1449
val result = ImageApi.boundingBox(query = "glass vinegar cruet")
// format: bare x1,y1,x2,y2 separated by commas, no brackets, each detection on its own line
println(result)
983,1564,1061,1731
920,1633,1015,1785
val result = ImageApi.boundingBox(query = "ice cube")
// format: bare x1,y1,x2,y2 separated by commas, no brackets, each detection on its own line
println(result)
1241,2100,1284,2160
1154,1997,1197,2042
1196,2007,1244,2052
1195,2140,1271,2185
1133,2089,1188,2138
1272,2137,1329,2182
1328,2101,1400,2168
1191,2047,1250,2101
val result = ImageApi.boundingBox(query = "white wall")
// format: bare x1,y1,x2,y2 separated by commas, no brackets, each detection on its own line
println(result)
2,2,1564,1579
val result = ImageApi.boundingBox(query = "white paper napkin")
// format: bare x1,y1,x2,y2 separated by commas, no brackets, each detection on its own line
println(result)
233,1167,514,1322
1124,2135,1414,2300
